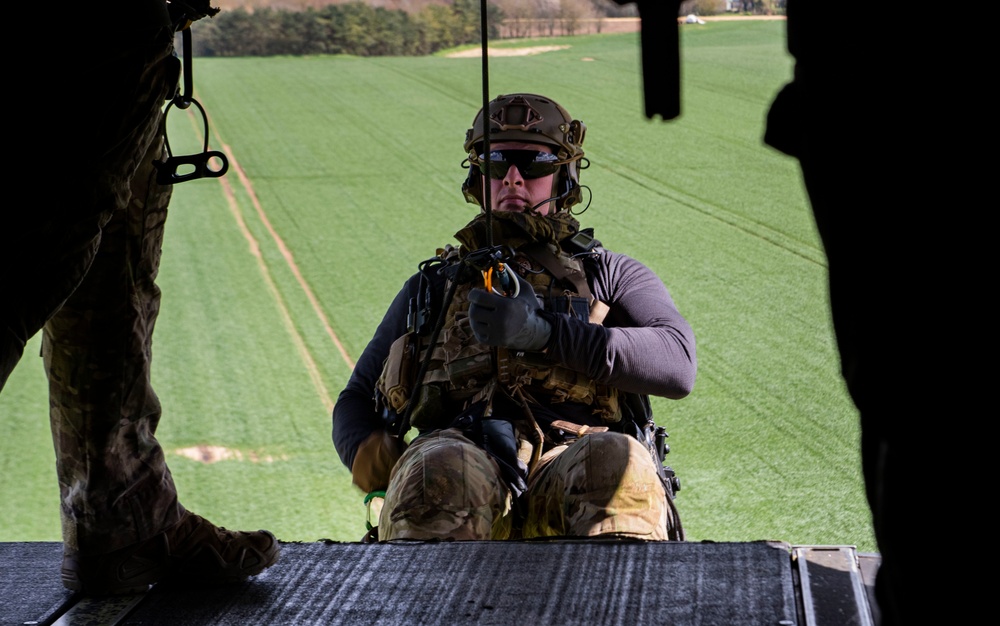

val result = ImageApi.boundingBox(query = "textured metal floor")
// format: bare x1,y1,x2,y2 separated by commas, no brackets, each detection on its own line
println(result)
0,540,878,625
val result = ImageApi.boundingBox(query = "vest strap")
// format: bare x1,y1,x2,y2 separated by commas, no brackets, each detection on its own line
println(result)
518,241,593,302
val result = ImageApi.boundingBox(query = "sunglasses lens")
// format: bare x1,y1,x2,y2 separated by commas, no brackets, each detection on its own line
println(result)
483,161,511,180
478,150,561,180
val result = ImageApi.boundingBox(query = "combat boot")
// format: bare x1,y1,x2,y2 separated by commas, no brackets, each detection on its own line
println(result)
61,511,280,595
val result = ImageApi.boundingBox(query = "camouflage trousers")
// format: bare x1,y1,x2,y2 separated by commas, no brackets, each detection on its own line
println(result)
3,24,184,556
379,428,668,541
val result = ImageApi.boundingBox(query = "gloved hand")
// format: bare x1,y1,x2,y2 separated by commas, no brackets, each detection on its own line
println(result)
468,272,552,352
351,430,406,493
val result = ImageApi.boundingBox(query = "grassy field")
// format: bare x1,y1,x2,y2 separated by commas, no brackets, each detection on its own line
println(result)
0,21,875,551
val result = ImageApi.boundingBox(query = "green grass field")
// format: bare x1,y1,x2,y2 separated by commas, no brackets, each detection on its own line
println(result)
0,21,875,551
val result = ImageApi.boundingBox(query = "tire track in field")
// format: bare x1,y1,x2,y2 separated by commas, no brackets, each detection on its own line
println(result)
219,139,356,373
214,169,334,413
694,350,851,480
181,108,354,415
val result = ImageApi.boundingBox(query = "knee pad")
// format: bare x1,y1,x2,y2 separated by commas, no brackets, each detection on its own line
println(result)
525,432,667,539
380,429,509,540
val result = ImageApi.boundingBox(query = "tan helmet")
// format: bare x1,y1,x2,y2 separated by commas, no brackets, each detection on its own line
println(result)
462,93,587,210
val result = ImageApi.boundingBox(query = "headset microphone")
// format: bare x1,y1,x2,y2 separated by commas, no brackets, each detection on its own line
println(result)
528,184,573,215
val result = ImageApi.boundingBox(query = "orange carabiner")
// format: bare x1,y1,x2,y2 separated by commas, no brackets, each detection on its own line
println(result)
483,263,519,297
484,263,509,293
483,267,495,293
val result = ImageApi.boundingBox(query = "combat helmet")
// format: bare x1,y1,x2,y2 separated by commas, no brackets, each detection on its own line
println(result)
462,93,587,211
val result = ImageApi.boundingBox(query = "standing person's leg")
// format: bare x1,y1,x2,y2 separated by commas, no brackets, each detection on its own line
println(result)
522,432,668,540
43,23,277,595
1,6,169,389
44,104,181,564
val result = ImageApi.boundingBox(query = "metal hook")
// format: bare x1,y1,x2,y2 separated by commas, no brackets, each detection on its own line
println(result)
154,97,229,185
153,26,228,185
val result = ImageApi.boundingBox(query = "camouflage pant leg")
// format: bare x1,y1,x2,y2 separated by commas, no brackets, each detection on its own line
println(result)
522,432,668,540
1,204,109,389
41,30,183,556
379,429,512,541
1,23,178,390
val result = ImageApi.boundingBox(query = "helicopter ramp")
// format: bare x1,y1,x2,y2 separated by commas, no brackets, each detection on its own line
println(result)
1,540,879,625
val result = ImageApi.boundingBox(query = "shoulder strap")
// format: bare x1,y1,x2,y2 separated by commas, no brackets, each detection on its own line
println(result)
518,241,593,302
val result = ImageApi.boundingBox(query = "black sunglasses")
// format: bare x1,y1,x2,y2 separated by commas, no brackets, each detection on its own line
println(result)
477,150,562,180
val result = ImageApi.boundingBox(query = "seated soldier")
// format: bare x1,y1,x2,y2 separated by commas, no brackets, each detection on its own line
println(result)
332,93,696,541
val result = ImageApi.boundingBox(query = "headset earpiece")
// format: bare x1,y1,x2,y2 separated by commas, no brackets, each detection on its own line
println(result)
462,163,483,207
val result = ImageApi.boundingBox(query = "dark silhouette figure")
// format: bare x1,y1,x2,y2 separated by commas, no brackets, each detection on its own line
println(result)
762,3,947,623
621,0,947,622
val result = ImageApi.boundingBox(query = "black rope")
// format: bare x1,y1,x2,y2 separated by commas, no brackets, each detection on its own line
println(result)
395,2,495,441
479,0,492,248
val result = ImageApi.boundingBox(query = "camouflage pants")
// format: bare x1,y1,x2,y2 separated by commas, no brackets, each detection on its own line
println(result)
380,428,668,541
7,25,183,556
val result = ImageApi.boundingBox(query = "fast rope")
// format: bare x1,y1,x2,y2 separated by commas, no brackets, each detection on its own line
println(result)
475,2,519,298
479,0,493,249
393,4,509,441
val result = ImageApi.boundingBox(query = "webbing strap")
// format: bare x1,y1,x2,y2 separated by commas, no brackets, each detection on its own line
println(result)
518,242,593,302
549,420,609,436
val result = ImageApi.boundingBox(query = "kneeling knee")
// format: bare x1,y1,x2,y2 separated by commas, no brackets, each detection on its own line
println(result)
527,433,667,540
379,429,508,540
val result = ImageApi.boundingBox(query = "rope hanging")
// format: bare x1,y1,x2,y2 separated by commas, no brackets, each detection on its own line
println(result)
479,0,493,248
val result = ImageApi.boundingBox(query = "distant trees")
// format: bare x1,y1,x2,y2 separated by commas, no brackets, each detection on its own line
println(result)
191,1,503,57
680,0,786,15
187,0,788,58
419,0,496,50
188,0,652,56
679,0,724,16
495,0,665,39
490,0,638,39
497,0,534,38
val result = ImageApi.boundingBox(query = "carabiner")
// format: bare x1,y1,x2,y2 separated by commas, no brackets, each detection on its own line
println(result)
483,263,519,298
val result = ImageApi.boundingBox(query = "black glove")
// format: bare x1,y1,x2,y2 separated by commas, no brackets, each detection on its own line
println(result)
468,273,552,352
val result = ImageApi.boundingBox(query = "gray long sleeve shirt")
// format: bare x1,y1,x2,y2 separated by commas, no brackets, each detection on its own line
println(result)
333,248,696,470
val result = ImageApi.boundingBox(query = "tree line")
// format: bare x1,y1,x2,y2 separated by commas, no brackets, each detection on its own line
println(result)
187,0,783,58
190,1,502,57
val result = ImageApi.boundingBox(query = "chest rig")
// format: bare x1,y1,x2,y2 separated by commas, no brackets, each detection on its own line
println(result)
376,211,621,434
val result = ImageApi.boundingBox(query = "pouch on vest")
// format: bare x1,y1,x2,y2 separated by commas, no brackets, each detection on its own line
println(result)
444,352,493,393
594,385,623,424
377,332,417,413
409,383,448,432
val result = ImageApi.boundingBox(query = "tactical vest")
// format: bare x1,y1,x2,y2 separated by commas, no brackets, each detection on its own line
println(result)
377,211,621,433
